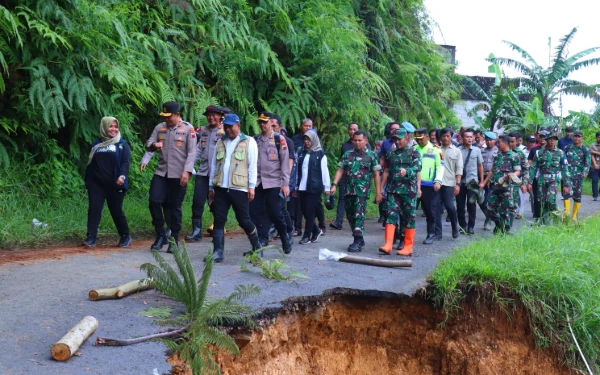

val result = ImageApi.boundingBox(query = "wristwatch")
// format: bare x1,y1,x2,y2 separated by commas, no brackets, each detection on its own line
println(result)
119,175,126,180
332,183,337,187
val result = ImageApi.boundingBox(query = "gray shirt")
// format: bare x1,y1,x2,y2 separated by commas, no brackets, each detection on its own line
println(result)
195,125,225,176
145,121,197,178
441,144,464,187
255,132,290,189
481,145,498,173
458,145,483,183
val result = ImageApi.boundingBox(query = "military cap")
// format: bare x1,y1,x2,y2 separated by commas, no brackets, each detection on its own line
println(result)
325,194,336,210
544,131,559,140
573,130,583,137
392,128,407,139
484,131,497,140
526,136,536,143
257,111,273,122
401,121,415,133
222,113,240,125
159,101,180,117
414,127,427,139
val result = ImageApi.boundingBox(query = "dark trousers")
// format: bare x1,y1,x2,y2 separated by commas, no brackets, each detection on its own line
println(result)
456,184,476,230
420,185,437,233
478,184,492,215
250,185,287,240
315,195,326,229
281,197,293,233
191,175,212,221
86,180,129,237
213,187,256,235
435,185,458,236
149,175,187,236
592,169,600,198
288,195,303,232
333,178,347,225
299,191,321,239
531,178,541,218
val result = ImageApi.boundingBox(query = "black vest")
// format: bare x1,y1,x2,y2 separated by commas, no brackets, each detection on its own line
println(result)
298,150,325,194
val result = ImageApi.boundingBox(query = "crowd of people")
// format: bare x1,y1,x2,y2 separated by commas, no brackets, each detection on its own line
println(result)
82,102,600,261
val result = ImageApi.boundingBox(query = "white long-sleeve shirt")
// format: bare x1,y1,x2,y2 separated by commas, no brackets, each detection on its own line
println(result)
298,153,330,192
209,135,258,192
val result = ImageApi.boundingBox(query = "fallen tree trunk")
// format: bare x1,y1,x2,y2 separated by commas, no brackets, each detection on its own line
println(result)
89,279,153,301
339,255,412,268
51,316,98,361
95,324,190,346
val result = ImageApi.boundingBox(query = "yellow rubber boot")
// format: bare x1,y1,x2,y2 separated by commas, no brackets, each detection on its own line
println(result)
207,220,214,234
378,224,396,254
572,202,581,221
563,199,571,221
397,228,415,256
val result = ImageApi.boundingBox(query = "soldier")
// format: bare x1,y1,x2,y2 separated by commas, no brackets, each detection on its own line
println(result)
208,114,260,263
479,132,498,230
145,102,197,252
508,132,529,224
528,131,571,224
480,135,520,234
186,105,229,241
414,128,443,244
527,131,547,219
378,128,422,256
378,122,401,224
249,111,293,254
563,130,590,220
589,131,600,201
330,131,382,252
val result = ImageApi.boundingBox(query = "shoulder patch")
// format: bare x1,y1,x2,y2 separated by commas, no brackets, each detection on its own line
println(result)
280,136,287,150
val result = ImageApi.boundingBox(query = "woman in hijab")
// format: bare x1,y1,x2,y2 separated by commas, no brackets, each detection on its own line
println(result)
295,130,330,245
83,117,132,247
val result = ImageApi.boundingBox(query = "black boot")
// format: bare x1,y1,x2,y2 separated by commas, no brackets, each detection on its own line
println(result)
167,235,179,253
451,219,459,239
396,234,405,250
258,234,269,248
151,228,168,251
268,225,277,242
281,231,293,254
165,228,172,238
185,219,203,241
422,233,434,245
347,236,362,252
243,231,263,258
83,234,96,248
210,229,224,263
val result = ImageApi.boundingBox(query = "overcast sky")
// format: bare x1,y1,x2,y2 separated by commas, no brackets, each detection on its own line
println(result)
424,0,600,115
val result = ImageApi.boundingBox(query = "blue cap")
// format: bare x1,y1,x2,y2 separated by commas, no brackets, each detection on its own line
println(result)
223,113,240,125
402,122,415,133
484,131,497,140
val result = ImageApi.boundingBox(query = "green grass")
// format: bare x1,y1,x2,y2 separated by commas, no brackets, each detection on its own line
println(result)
429,217,600,372
0,183,380,249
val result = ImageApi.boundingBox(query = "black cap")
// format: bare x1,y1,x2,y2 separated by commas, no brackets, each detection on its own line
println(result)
414,127,427,139
203,105,229,116
526,136,536,143
573,130,583,137
565,126,574,133
257,111,273,122
160,102,181,117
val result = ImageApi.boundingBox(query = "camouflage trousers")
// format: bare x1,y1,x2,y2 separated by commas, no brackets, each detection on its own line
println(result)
386,193,417,229
487,188,515,228
345,195,368,236
511,185,520,208
535,178,559,213
564,176,583,202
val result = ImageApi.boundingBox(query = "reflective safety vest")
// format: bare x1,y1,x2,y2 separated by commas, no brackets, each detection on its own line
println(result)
414,141,443,186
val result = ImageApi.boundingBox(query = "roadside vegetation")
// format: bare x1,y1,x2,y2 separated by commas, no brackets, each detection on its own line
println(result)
429,215,600,373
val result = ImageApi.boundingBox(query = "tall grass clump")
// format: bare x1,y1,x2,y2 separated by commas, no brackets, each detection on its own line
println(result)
429,217,600,372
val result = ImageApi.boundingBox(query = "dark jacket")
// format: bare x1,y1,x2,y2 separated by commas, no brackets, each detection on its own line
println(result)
297,150,325,194
85,139,131,190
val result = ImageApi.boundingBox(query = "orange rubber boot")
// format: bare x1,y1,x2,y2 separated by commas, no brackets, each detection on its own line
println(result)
397,228,415,256
378,224,396,254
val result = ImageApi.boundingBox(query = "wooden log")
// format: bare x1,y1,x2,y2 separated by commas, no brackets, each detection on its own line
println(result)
89,279,153,301
339,255,412,268
51,316,98,361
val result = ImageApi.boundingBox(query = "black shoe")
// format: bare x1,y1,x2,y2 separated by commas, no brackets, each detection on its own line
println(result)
311,229,323,243
358,237,365,248
258,235,269,248
467,228,475,235
83,235,96,248
299,237,312,245
378,215,385,223
446,216,450,223
593,197,598,201
166,237,179,253
151,230,168,251
118,234,132,248
319,226,326,236
185,219,203,241
165,228,172,238
422,233,434,245
268,226,277,242
329,222,343,230
452,228,459,239
281,232,293,255
348,237,362,253
396,237,405,251
432,235,442,241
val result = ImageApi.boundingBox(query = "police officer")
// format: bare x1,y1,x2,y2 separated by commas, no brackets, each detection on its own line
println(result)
479,132,498,230
414,128,443,244
145,102,197,252
564,130,591,220
480,135,520,234
379,128,422,256
208,114,260,263
249,111,293,254
330,130,382,252
186,105,229,241
272,116,296,240
529,131,571,224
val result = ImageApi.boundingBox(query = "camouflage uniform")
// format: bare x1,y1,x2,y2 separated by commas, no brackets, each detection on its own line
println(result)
510,148,528,214
385,146,422,229
564,144,590,202
338,148,381,236
487,150,520,231
529,147,571,219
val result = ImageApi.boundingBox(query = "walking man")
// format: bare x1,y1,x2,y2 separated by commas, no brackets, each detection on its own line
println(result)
331,131,382,252
563,130,590,220
457,129,483,234
145,102,197,252
379,128,422,256
588,132,600,201
479,132,498,230
208,114,261,262
434,128,462,240
508,132,529,225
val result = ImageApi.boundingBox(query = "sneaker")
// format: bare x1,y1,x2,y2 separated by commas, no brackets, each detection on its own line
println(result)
310,229,323,243
118,234,132,248
594,197,598,201
329,222,343,230
83,236,96,248
319,226,326,236
299,237,312,245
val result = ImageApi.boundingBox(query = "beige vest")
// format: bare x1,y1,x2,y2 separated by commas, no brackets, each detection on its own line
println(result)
213,134,250,189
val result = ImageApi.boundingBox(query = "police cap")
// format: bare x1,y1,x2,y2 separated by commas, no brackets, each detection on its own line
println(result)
484,131,497,140
414,127,427,139
160,102,181,117
257,111,273,122
392,128,407,139
401,122,415,133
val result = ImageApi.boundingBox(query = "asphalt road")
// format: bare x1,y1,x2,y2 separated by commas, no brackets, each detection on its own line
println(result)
1,194,598,374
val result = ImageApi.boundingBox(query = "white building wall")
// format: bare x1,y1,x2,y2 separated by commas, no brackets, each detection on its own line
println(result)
453,100,488,129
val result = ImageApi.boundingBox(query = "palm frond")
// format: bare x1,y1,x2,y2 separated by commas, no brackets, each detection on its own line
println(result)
502,40,539,67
